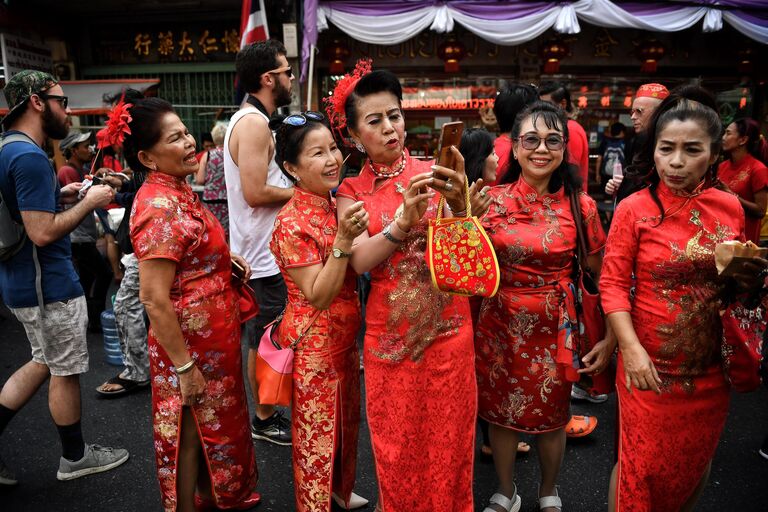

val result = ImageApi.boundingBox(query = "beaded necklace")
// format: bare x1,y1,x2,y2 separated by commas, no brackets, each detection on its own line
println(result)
368,151,406,178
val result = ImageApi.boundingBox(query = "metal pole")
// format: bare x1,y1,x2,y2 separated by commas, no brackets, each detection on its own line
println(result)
306,44,316,110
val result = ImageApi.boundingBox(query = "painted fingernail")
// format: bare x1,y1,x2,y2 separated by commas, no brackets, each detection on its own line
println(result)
430,165,438,171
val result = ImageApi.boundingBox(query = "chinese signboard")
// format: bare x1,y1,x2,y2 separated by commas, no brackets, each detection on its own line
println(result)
0,34,53,80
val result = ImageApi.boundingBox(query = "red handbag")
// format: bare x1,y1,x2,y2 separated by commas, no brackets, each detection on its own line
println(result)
720,301,765,393
235,283,259,323
570,192,614,396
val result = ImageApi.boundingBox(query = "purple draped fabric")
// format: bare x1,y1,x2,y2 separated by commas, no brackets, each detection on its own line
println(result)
302,0,319,81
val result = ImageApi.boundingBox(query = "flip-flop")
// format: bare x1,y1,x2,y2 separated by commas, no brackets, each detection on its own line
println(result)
96,375,149,397
565,415,598,438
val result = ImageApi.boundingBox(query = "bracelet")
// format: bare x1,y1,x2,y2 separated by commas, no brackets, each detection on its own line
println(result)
175,359,196,375
382,223,403,244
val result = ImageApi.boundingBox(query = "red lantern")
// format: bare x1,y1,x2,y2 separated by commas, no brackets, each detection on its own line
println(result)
437,39,466,73
324,39,350,74
541,39,569,74
637,39,665,73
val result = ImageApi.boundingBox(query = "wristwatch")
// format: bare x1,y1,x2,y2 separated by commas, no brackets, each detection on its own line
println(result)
332,247,352,258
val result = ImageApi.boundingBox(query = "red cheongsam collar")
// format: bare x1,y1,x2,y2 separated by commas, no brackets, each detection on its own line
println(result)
146,171,194,197
293,186,333,213
514,175,564,204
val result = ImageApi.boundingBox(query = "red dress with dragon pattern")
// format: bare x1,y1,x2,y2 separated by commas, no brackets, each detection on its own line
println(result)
601,181,744,511
270,187,361,512
131,172,257,512
337,152,476,512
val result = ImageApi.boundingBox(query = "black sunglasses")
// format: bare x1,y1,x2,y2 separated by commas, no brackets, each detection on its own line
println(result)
282,111,325,127
37,93,68,109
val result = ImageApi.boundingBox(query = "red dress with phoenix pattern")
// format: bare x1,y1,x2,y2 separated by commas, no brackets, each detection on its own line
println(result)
717,154,768,243
270,188,361,512
337,152,476,512
475,178,605,432
601,182,744,512
130,172,257,512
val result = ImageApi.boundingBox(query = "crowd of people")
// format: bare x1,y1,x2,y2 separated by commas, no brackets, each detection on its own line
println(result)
0,36,767,512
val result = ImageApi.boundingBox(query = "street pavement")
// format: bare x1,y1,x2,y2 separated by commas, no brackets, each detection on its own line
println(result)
0,304,767,511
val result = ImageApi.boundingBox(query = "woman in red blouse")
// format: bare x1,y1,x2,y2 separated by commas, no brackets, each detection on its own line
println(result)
268,112,369,511
125,99,258,512
476,101,613,512
601,92,767,511
716,118,768,243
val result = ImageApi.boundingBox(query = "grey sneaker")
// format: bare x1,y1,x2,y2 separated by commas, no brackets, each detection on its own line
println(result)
251,411,292,446
0,453,18,486
56,443,129,481
571,384,608,403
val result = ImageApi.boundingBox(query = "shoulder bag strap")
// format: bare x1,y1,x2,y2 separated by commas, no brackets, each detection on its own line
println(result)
569,190,590,273
289,308,324,350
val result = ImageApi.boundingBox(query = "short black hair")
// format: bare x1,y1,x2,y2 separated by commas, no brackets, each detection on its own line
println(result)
493,83,538,133
609,122,625,137
123,98,177,175
538,81,573,113
236,40,287,94
459,128,495,185
344,70,402,132
270,113,332,183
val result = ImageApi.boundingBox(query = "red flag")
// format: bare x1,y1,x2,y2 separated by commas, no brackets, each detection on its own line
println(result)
240,0,270,47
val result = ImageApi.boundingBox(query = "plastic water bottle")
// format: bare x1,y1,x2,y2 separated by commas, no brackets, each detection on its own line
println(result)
612,161,623,179
101,309,124,366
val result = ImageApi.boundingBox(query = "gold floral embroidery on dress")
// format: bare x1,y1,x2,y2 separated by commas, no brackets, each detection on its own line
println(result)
652,213,734,391
731,169,750,186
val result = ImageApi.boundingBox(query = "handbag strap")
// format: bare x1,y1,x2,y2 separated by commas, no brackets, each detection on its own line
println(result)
568,190,591,274
280,307,323,350
436,175,472,220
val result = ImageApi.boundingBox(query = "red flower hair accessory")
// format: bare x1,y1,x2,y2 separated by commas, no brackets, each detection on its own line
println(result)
96,95,133,149
323,58,372,141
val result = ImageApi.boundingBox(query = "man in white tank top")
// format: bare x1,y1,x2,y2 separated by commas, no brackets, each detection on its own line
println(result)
224,40,294,445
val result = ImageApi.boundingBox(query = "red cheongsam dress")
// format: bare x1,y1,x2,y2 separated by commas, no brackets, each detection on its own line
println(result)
336,151,477,512
600,182,745,512
131,171,257,512
717,154,768,243
475,178,605,432
270,188,361,512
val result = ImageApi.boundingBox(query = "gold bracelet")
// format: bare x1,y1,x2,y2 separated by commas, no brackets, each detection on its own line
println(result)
175,359,196,375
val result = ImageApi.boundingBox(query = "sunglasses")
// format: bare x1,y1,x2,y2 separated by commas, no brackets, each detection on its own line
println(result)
37,93,68,109
282,111,324,127
266,65,294,78
517,133,566,151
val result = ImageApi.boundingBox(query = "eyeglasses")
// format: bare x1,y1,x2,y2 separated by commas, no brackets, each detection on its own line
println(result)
282,111,324,127
266,65,294,78
37,93,68,109
516,133,566,151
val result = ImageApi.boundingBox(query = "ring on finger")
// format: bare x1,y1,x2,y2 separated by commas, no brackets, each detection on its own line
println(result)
479,190,486,198
444,180,454,191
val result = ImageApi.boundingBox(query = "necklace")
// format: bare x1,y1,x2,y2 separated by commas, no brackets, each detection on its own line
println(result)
368,151,406,178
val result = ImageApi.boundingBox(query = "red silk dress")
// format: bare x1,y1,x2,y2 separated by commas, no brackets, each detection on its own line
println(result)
600,182,744,512
475,178,605,432
337,152,476,512
270,188,361,512
717,154,768,243
130,172,257,512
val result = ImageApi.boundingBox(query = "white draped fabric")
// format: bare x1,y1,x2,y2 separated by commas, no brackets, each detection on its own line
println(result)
316,0,768,46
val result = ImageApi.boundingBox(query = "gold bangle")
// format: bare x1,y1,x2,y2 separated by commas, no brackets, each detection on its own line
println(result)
175,359,195,375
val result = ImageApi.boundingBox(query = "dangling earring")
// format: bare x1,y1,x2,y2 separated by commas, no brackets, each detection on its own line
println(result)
355,141,365,153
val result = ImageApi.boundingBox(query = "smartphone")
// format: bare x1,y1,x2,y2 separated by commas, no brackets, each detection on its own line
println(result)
436,121,464,170
231,259,247,282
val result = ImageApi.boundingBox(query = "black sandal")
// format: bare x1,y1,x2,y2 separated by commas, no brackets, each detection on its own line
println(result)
96,375,149,397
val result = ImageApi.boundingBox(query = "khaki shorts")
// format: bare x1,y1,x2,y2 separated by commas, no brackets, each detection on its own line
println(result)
11,295,90,376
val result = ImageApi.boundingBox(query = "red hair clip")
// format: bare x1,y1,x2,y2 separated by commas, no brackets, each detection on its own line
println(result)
323,58,372,144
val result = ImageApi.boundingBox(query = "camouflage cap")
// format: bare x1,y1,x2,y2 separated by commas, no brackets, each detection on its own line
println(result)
2,69,59,128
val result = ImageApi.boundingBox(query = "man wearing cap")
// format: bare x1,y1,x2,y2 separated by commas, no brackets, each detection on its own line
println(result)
0,70,128,486
605,82,670,200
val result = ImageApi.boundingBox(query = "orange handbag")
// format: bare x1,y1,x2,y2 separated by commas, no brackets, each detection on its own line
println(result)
426,180,500,297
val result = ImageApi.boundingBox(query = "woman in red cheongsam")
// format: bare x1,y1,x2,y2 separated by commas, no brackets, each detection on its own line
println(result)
330,63,477,512
601,91,768,512
716,118,768,243
126,98,258,512
475,101,613,512
268,112,369,512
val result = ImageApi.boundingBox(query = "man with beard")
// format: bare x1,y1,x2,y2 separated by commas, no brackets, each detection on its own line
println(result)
0,71,128,486
224,40,294,445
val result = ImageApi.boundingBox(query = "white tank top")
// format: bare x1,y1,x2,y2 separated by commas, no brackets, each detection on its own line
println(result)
224,107,292,278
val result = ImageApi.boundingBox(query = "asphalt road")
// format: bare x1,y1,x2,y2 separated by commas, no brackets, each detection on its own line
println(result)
0,304,766,512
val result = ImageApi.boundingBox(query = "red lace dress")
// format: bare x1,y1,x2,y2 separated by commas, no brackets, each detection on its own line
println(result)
270,188,361,512
600,182,744,512
337,152,476,512
475,179,605,432
717,154,768,243
130,172,257,512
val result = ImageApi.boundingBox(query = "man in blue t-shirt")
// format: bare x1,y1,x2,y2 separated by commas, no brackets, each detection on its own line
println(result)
0,70,128,486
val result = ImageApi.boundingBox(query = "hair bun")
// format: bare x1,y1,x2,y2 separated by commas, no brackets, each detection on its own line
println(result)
268,115,287,131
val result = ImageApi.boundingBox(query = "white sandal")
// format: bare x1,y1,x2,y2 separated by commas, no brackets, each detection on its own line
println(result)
332,491,369,510
538,485,562,511
483,487,522,512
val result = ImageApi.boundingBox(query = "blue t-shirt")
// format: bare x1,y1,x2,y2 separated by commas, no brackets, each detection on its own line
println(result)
0,131,83,308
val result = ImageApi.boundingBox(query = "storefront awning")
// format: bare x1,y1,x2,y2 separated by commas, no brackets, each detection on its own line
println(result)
0,78,160,116
301,0,768,79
